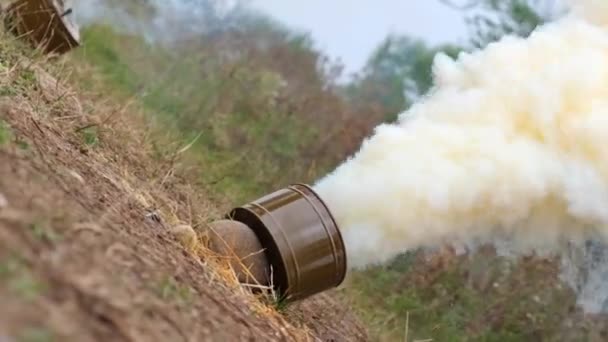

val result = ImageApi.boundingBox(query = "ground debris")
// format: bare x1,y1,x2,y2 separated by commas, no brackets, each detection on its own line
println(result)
0,193,7,209
0,51,367,341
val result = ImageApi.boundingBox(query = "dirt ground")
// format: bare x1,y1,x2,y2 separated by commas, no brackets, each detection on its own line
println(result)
0,57,367,341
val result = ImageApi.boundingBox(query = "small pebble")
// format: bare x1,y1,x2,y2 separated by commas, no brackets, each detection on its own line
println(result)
170,224,199,252
67,169,85,184
0,193,7,209
145,210,162,225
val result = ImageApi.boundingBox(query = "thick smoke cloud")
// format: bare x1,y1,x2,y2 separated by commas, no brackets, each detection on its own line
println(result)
315,0,608,271
69,0,608,315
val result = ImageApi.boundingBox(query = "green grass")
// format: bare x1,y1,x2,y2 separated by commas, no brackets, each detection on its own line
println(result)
29,222,61,244
18,326,54,342
0,84,17,96
15,138,30,150
0,119,12,146
70,25,340,203
77,26,141,94
346,250,582,341
79,127,100,147
18,68,37,87
155,276,195,307
0,256,46,301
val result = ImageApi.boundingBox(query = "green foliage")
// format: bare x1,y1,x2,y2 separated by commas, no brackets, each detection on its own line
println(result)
79,127,100,147
156,276,195,307
0,85,17,96
349,36,462,121
16,138,30,150
0,119,12,146
71,9,368,203
18,68,37,87
0,256,46,301
348,0,563,123
78,26,141,93
442,0,564,47
272,296,290,313
18,327,54,342
29,222,61,244
468,0,549,47
347,251,584,341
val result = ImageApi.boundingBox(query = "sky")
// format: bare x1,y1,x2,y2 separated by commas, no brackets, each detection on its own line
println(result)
250,0,469,75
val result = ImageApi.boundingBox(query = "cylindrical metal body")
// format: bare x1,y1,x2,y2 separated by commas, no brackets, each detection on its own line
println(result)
229,184,347,301
4,0,80,55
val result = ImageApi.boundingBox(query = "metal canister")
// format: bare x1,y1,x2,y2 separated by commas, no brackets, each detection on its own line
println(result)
228,184,347,302
4,0,80,55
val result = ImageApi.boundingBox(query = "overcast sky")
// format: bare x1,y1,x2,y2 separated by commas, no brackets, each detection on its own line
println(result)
250,0,469,74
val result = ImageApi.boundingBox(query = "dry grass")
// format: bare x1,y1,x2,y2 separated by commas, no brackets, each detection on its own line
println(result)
66,23,386,205
0,20,367,341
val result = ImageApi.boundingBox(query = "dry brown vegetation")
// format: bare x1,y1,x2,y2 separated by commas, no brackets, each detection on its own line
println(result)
0,29,367,341
68,20,386,204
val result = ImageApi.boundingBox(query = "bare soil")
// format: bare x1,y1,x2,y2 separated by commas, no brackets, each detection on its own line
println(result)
0,56,367,341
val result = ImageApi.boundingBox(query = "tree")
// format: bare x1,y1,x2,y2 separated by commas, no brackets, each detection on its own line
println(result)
441,0,566,48
347,35,461,121
346,0,563,123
